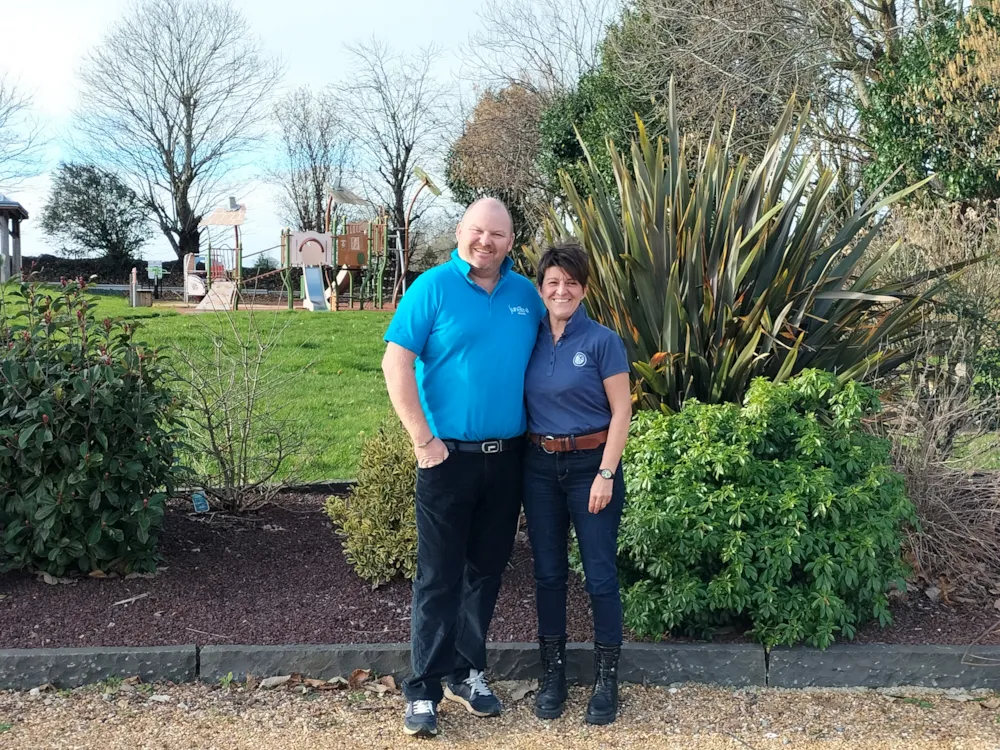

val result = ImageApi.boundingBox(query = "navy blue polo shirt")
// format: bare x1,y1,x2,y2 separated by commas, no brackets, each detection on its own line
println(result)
384,249,544,441
525,306,630,436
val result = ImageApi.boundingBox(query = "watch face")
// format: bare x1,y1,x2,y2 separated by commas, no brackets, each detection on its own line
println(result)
599,469,614,479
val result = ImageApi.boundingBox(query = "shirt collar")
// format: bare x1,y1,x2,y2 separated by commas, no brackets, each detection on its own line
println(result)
450,248,513,285
541,303,590,336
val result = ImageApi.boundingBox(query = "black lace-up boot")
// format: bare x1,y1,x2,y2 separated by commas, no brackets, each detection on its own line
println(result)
585,641,620,725
533,635,568,719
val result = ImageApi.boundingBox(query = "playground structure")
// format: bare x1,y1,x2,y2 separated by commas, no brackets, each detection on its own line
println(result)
172,167,440,312
181,198,245,311
277,211,395,312
174,197,399,312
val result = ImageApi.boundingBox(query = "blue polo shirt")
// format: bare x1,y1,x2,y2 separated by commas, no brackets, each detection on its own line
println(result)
384,249,544,441
525,306,630,436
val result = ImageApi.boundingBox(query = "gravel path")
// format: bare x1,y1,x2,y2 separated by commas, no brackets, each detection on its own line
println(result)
2,680,1000,749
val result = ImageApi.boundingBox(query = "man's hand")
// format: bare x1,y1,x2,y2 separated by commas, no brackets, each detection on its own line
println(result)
589,473,613,514
416,437,450,469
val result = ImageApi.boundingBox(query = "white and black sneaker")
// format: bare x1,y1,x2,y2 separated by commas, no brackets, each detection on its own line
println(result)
443,669,502,717
403,699,438,738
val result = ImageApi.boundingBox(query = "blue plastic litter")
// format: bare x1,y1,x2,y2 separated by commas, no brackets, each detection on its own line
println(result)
192,492,210,513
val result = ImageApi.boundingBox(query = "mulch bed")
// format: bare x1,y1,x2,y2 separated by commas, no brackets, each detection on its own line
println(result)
1,493,997,650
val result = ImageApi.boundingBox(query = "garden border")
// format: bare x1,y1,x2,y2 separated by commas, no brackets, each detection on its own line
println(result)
2,642,1000,692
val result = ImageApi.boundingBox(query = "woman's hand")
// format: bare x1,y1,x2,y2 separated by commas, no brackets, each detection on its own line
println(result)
416,437,449,469
589,473,613,514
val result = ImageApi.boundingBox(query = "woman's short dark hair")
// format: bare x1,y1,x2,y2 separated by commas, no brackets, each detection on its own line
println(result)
536,241,590,288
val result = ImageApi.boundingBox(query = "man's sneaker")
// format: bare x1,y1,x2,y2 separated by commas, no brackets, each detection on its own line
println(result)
443,669,502,717
403,700,438,738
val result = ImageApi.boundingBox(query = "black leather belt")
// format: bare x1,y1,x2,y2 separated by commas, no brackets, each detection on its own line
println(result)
440,437,522,454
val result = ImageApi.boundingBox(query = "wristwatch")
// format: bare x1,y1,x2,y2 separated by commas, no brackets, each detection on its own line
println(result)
597,469,614,480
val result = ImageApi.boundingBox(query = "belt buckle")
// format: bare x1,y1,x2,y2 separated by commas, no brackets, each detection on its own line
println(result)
541,436,556,455
481,440,501,454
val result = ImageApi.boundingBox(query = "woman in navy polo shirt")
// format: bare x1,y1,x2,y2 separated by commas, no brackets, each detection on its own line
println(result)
523,241,631,726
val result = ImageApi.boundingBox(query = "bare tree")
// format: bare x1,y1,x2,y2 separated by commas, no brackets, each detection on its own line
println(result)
75,0,282,261
270,87,354,232
463,0,619,99
339,39,450,234
0,74,44,190
603,0,834,156
792,0,956,107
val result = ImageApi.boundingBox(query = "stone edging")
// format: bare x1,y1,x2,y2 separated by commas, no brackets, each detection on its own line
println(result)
2,642,999,692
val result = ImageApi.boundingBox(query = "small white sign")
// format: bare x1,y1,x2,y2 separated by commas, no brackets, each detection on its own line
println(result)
147,261,164,280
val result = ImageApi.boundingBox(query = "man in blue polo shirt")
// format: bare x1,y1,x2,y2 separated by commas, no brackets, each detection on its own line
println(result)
382,197,543,739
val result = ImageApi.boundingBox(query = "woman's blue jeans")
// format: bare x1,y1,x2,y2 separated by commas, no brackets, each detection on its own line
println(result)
522,443,625,645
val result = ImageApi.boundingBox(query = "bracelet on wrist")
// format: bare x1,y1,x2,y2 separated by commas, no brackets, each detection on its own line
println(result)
416,436,435,449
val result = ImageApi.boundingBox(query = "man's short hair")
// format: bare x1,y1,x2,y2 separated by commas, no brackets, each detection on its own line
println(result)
536,240,590,288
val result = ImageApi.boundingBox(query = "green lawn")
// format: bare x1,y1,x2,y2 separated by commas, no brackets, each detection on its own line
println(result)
5,286,394,481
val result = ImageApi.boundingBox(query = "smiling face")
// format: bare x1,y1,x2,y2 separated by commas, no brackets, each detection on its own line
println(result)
540,265,586,323
455,199,514,277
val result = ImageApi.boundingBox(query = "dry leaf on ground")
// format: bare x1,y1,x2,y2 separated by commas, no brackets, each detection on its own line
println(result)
510,680,538,702
378,676,397,692
258,675,291,690
348,669,371,688
39,573,74,585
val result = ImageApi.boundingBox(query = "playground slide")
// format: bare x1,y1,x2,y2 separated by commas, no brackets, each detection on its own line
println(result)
302,266,329,311
195,280,236,311
322,269,353,309
336,268,350,292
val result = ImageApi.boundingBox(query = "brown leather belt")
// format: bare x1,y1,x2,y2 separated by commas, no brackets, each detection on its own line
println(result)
529,430,609,453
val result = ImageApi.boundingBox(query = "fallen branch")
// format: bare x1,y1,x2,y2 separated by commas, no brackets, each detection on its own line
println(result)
185,627,234,640
111,592,149,607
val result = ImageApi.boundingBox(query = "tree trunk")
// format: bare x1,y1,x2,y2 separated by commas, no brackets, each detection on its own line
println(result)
177,226,200,261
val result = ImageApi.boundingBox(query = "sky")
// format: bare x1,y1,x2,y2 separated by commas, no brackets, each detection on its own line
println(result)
0,0,487,264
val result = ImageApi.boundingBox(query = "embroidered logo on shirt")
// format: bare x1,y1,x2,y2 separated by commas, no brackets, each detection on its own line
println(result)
508,305,530,316
573,352,588,367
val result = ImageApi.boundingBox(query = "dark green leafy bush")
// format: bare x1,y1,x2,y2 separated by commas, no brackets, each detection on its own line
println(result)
0,279,182,576
325,417,416,586
620,370,917,648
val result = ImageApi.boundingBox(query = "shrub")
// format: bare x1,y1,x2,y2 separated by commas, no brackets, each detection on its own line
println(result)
0,278,182,576
325,417,416,586
537,79,958,414
175,304,304,513
620,370,918,648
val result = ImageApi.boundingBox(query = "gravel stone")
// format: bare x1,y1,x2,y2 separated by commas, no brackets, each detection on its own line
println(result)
2,680,1000,748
